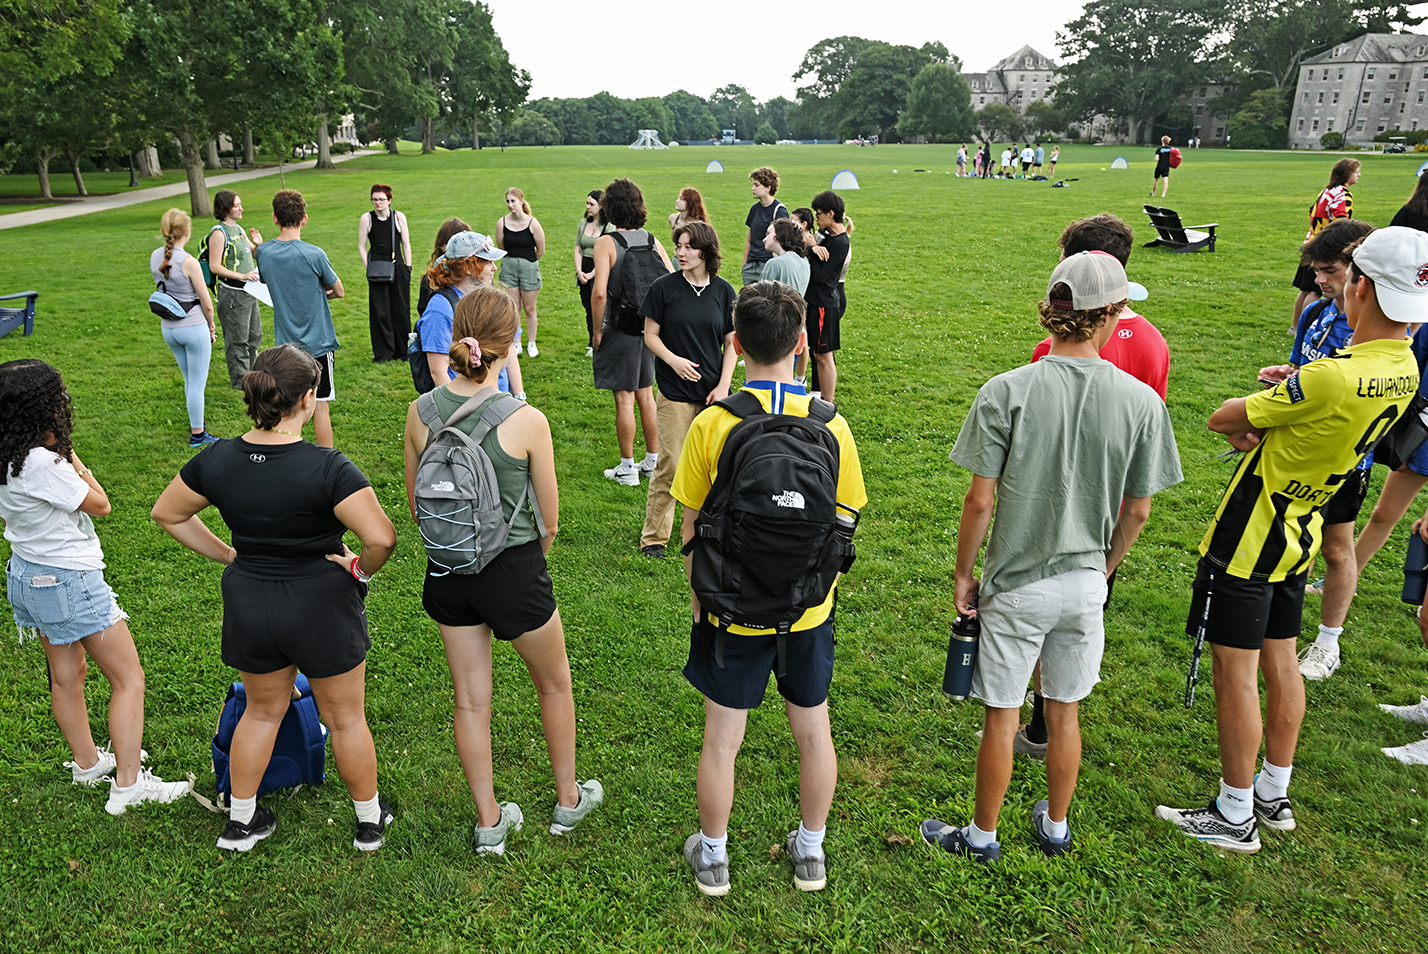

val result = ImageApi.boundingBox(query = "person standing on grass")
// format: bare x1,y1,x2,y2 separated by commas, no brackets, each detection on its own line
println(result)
1290,159,1359,331
1256,219,1376,684
922,251,1181,864
1048,145,1060,179
793,192,849,401
1156,227,1424,854
1152,136,1173,198
152,344,398,853
417,217,471,315
1034,143,1045,176
206,190,263,387
1000,145,1013,178
674,281,867,896
590,178,671,487
356,184,413,363
151,208,219,448
495,188,545,358
759,219,810,296
638,221,737,560
957,144,968,177
416,231,522,398
403,288,603,856
254,189,344,449
0,360,192,816
740,167,789,285
575,191,610,356
668,187,711,237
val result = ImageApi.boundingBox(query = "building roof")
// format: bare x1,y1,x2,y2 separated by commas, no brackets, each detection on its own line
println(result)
987,45,1058,72
1303,32,1428,65
965,72,1007,94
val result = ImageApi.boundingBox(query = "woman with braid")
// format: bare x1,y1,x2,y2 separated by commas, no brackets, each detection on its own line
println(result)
150,208,219,447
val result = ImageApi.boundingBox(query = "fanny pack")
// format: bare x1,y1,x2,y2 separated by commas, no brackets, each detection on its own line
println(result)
149,281,199,320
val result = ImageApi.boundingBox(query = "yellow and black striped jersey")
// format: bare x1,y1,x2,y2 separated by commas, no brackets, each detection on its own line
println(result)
1200,338,1417,581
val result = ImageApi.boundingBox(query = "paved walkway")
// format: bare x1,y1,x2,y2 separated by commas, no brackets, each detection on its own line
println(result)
0,150,381,231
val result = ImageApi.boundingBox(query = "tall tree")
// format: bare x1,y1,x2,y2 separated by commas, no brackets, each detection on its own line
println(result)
897,61,976,142
708,85,757,137
662,90,718,142
1055,0,1225,144
832,42,932,141
759,96,796,139
792,35,873,138
976,102,1023,141
445,0,529,150
337,0,445,153
0,0,126,85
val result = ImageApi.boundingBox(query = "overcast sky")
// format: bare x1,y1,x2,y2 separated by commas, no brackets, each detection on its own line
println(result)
490,2,1074,103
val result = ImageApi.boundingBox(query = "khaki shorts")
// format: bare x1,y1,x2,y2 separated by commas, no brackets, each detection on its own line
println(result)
499,256,542,290
970,568,1108,707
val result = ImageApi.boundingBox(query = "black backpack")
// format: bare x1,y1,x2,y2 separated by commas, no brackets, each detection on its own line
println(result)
682,390,858,676
610,232,666,335
410,287,462,394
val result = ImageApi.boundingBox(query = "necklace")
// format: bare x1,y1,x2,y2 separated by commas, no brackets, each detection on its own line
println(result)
684,274,709,297
265,428,303,438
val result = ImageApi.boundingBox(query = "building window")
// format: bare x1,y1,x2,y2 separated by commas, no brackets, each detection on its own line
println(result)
1312,120,1319,131
1215,127,1224,137
1297,119,1305,131
1195,105,1204,115
1363,92,1371,103
1199,86,1207,96
1379,120,1389,131
1357,119,1366,131
1415,119,1421,131
1031,90,1038,98
1368,67,1377,78
979,96,985,104
1419,90,1425,103
1327,120,1334,131
1019,74,1025,81
1339,68,1345,79
1385,96,1392,104
1333,92,1339,104
1391,70,1399,80
1402,102,1407,113
1303,92,1309,103
1317,92,1324,104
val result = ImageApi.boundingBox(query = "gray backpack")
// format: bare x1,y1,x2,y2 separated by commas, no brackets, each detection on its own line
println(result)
414,388,547,575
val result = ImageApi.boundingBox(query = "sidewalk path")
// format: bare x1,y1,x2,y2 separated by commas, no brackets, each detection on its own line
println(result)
0,150,381,231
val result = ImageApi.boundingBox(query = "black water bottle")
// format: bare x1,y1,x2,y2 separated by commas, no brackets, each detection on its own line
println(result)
942,611,980,701
1404,531,1428,605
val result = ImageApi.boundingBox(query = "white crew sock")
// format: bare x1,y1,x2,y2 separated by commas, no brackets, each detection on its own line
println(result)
619,457,634,471
1217,779,1253,824
1042,811,1069,840
1316,625,1343,649
795,823,826,859
700,831,728,866
794,375,807,387
643,452,659,467
230,794,257,825
1256,760,1293,801
965,820,997,847
354,793,382,825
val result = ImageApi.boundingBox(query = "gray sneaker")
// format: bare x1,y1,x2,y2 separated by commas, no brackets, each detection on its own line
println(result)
1013,728,1049,760
682,832,730,897
785,830,827,891
475,802,523,856
550,779,604,834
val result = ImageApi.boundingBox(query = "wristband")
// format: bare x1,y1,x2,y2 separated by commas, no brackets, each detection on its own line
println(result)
349,555,373,583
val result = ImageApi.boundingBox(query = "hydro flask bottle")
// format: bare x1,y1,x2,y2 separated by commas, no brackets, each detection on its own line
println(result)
942,611,980,701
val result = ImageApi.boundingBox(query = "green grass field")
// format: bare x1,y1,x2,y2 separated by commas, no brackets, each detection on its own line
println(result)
2,143,1428,953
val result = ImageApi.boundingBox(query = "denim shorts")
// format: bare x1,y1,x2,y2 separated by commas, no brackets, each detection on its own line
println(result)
7,555,125,645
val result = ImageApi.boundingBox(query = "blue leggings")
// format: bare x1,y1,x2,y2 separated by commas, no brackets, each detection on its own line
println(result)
161,323,212,430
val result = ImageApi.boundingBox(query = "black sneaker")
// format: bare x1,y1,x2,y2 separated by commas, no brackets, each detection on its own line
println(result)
919,818,1000,864
353,800,396,851
1031,800,1072,857
640,544,665,559
1252,791,1297,831
217,806,277,852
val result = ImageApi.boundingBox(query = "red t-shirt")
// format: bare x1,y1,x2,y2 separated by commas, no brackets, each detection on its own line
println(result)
1031,310,1169,401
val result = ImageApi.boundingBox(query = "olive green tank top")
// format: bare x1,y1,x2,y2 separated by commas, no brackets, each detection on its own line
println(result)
429,386,540,548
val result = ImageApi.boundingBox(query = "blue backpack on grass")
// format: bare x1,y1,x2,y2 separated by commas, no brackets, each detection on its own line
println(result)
210,674,327,809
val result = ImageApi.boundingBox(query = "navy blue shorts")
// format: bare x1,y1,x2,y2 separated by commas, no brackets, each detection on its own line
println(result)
683,612,835,709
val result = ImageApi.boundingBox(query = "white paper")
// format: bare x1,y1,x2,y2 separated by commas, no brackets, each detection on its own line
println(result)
243,281,272,307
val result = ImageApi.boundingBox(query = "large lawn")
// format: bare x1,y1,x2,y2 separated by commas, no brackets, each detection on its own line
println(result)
1,143,1427,953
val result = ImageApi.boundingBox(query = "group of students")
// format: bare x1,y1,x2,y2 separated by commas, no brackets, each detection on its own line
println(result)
957,142,1059,179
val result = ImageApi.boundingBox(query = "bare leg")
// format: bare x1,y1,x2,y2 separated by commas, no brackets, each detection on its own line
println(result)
972,705,1020,832
78,619,146,788
613,390,635,459
313,402,333,449
635,386,659,455
696,698,749,839
509,609,578,809
814,352,837,402
228,665,299,800
1355,467,1428,573
521,288,539,346
785,700,837,831
794,351,809,379
1319,521,1358,628
42,638,100,777
1042,699,1080,824
307,663,378,802
439,622,500,826
1260,639,1306,770
1211,643,1263,790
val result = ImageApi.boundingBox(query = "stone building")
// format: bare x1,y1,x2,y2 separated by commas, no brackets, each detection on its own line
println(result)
966,46,1060,115
1289,32,1428,149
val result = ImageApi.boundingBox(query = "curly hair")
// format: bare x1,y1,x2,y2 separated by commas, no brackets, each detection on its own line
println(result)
425,254,489,289
749,166,780,194
1037,283,1124,342
449,287,520,383
771,219,806,257
602,178,647,230
0,360,73,484
674,221,723,276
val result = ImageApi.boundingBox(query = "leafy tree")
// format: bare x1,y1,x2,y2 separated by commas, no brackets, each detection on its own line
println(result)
1321,130,1345,149
1227,85,1287,148
507,109,560,146
586,92,633,145
708,84,757,137
833,42,932,141
662,90,718,142
445,0,528,150
0,0,126,85
754,122,777,144
919,41,951,63
897,62,976,142
1055,0,1223,143
1021,99,1066,138
337,0,446,154
792,35,873,137
976,102,1022,141
758,97,795,140
630,97,675,143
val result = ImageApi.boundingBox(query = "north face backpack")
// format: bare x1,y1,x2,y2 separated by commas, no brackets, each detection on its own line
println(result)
413,387,547,575
210,673,327,809
682,390,858,676
409,287,462,394
610,232,666,335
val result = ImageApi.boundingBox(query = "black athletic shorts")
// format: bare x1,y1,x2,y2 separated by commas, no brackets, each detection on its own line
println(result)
421,540,557,640
807,305,841,354
683,611,836,709
1292,263,1321,294
315,351,335,401
221,562,370,678
1185,556,1305,651
1321,467,1371,526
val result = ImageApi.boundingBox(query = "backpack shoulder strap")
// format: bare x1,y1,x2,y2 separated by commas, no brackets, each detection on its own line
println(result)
437,286,461,307
806,396,837,425
714,390,765,420
466,393,525,444
415,391,444,433
611,231,630,249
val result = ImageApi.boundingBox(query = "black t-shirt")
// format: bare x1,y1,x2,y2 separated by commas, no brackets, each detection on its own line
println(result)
180,438,371,575
1390,206,1428,234
639,271,736,404
745,200,789,264
806,232,850,311
1155,146,1173,171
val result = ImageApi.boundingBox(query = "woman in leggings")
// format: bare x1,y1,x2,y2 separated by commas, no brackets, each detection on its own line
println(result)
150,208,218,447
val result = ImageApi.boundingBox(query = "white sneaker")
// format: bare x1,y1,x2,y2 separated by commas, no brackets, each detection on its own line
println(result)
585,346,593,357
1381,733,1428,766
527,341,539,358
1380,696,1428,726
65,745,148,786
603,463,639,486
105,768,191,815
637,456,658,477
1298,642,1341,681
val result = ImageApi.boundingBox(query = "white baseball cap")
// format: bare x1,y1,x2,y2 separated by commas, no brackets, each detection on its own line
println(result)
1351,226,1428,322
1046,250,1147,309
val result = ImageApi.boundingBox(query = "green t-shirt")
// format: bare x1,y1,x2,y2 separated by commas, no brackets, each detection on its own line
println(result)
211,222,254,277
950,355,1183,597
759,253,810,296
